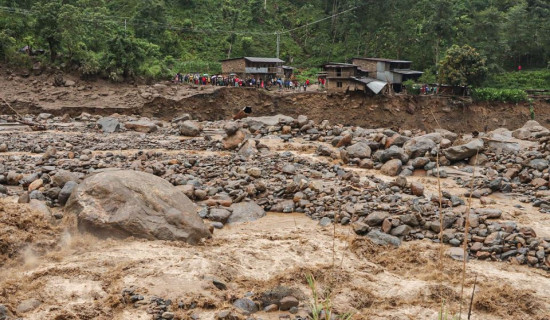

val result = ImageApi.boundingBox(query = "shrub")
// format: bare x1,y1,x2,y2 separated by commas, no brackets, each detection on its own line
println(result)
472,88,528,103
403,79,421,95
484,70,550,90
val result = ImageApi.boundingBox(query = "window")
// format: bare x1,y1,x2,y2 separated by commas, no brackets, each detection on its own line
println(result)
337,82,343,88
336,68,342,77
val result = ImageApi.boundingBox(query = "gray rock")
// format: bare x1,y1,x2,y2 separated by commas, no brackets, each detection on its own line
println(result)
211,221,224,229
381,159,402,176
180,120,202,137
233,298,258,315
244,115,294,126
529,159,549,171
400,214,419,227
476,208,502,219
435,129,458,142
65,170,211,244
346,142,372,159
365,211,389,226
238,139,258,158
403,138,436,159
209,208,232,223
16,298,41,314
447,247,467,261
52,170,78,188
390,225,412,237
282,164,296,174
279,296,299,311
442,139,484,161
223,122,239,136
367,230,401,247
0,304,14,319
58,181,77,205
227,201,266,224
28,199,52,219
97,117,121,133
376,146,409,163
319,217,332,227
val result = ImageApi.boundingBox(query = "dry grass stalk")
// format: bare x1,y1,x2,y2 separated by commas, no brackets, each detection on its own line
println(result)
467,274,477,320
436,152,446,316
459,150,478,318
436,152,444,269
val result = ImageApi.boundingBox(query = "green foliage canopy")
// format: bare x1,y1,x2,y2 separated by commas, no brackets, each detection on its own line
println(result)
438,45,488,86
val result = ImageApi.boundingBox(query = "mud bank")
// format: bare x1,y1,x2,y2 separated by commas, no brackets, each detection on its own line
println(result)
143,88,549,133
2,86,549,133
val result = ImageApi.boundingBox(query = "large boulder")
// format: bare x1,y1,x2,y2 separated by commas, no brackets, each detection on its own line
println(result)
367,230,401,247
380,159,402,176
375,146,409,164
65,170,211,244
484,128,520,153
223,129,247,150
124,120,158,133
227,201,265,224
442,139,484,161
403,137,436,159
97,117,121,133
179,121,202,137
512,120,549,139
346,141,371,159
244,115,294,127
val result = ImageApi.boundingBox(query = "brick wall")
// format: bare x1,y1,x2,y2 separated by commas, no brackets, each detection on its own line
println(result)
352,59,377,72
327,79,354,92
221,59,246,74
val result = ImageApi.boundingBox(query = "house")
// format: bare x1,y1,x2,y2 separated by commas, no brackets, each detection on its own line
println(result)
220,57,284,81
321,62,387,94
351,57,423,92
322,63,358,92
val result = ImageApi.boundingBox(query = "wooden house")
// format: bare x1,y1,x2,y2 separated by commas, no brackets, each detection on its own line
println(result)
220,57,284,81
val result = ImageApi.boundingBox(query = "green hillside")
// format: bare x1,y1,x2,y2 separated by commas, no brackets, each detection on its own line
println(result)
0,0,548,81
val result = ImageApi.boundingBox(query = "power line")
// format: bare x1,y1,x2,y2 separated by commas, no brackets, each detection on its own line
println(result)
0,5,273,35
278,5,362,35
0,4,363,36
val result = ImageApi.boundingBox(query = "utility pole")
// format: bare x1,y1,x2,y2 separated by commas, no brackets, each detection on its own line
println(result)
264,0,267,10
276,32,280,59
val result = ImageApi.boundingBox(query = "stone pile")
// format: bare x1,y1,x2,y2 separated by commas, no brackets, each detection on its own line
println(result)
1,112,549,270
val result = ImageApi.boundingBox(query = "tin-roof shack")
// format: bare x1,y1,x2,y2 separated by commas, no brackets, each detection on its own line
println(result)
351,57,423,92
321,62,387,94
220,57,285,80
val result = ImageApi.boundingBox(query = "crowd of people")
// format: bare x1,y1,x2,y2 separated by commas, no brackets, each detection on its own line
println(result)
173,72,313,91
420,84,438,94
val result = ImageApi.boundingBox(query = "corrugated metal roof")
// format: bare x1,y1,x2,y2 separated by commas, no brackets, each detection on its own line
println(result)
244,57,284,63
351,77,387,94
352,57,412,64
324,62,357,68
392,69,423,75
350,76,377,84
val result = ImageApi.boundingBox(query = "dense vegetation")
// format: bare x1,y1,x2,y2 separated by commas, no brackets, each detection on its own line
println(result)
0,0,549,81
472,88,529,102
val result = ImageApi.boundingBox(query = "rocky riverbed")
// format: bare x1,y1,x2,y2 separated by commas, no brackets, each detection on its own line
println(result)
0,111,549,320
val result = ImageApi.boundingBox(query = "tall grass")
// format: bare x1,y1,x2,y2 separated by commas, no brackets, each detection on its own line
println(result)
306,274,353,320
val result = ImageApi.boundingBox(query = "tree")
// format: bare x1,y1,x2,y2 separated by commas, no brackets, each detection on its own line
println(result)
438,44,487,87
33,0,63,61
